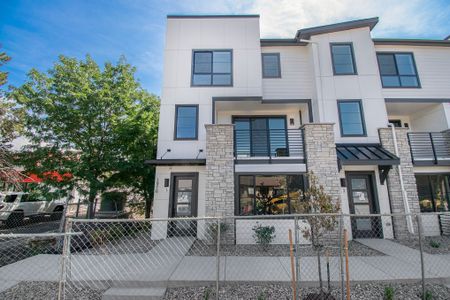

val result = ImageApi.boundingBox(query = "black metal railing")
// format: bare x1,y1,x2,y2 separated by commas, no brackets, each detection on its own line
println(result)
234,128,304,158
408,132,450,165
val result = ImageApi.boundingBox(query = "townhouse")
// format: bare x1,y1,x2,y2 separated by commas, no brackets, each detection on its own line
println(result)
147,15,450,241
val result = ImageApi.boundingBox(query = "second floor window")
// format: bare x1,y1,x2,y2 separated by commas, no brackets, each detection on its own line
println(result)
175,105,198,140
192,50,232,86
377,53,420,88
262,53,281,78
337,100,366,137
330,43,357,75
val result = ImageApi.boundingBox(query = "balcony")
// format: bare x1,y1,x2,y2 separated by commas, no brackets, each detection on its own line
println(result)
234,128,304,162
408,132,450,165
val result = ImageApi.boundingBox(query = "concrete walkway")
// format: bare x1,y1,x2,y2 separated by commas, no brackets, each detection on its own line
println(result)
1,238,450,292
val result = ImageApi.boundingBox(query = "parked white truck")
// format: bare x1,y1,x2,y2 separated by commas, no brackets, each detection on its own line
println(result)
0,192,66,227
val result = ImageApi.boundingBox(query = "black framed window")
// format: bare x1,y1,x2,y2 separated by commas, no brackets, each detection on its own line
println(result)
376,53,420,88
174,105,198,140
192,50,232,86
330,43,357,75
262,53,281,78
337,100,366,137
416,174,450,213
238,174,305,215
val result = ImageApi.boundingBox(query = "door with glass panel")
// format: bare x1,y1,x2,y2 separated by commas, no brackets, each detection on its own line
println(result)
347,173,382,238
168,173,198,236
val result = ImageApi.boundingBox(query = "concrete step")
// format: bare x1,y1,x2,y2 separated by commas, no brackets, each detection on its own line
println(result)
102,287,166,300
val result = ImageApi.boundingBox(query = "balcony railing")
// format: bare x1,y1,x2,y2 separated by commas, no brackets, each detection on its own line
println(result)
408,132,450,165
234,128,304,159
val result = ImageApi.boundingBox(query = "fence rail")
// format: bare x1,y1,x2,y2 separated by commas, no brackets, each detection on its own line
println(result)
1,212,450,299
408,132,450,165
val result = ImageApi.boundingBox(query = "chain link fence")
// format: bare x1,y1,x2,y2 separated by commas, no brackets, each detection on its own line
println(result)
1,213,450,299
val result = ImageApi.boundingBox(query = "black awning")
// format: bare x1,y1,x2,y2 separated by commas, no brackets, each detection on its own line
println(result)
336,144,400,166
144,159,206,166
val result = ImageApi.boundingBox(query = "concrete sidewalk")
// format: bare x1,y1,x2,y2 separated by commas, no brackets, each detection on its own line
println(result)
1,239,450,292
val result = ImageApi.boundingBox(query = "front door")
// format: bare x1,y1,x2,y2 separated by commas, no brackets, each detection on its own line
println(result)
168,173,198,236
347,173,382,238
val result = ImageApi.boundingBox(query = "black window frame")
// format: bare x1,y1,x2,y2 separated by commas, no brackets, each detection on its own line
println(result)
174,104,199,140
191,49,233,87
261,53,281,78
337,99,367,137
330,42,357,75
415,174,450,213
376,52,421,88
235,174,306,216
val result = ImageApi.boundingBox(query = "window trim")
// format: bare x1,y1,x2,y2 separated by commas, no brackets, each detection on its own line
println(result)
191,49,233,87
337,99,367,137
261,53,282,78
330,42,358,75
174,104,199,140
376,51,421,88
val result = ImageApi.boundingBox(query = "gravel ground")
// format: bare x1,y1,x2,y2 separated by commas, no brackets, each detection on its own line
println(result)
395,236,450,254
0,281,105,300
0,237,60,268
187,240,384,256
164,282,450,300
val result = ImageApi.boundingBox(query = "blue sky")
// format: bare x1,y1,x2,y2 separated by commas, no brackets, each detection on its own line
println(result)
1,0,449,96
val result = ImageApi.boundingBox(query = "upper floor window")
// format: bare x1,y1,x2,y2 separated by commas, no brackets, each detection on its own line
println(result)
192,50,232,86
376,53,420,88
175,105,198,140
337,100,366,137
262,53,281,78
330,43,357,75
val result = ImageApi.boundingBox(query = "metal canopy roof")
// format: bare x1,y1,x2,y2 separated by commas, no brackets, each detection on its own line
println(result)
336,144,399,166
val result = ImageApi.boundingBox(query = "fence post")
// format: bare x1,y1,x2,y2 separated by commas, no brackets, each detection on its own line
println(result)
216,218,220,300
338,213,345,300
58,218,73,300
417,214,426,299
294,216,300,300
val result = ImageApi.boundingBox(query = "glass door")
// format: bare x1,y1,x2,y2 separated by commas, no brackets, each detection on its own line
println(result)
169,174,198,236
347,173,382,238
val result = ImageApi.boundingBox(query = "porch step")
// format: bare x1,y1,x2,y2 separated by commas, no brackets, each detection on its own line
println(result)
102,287,166,300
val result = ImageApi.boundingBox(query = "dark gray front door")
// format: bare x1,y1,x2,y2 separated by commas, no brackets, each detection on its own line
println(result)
347,173,382,238
168,173,198,236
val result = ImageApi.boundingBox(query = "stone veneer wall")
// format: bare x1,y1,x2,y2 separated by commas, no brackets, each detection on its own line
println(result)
379,127,420,239
301,123,341,200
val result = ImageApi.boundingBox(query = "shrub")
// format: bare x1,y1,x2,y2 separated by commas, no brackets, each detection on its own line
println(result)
429,240,440,248
384,286,394,300
252,223,276,250
424,290,433,300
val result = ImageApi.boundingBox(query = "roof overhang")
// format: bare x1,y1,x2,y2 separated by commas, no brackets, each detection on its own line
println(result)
144,159,206,166
373,38,450,47
295,17,379,41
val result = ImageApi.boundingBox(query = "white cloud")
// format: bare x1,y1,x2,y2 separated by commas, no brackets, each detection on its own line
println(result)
190,0,450,38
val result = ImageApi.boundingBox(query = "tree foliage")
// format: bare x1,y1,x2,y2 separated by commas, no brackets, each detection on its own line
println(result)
11,55,159,217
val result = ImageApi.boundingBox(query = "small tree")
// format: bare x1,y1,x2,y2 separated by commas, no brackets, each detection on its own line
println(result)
298,172,340,293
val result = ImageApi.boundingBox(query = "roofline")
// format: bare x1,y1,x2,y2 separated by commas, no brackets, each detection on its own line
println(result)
167,14,259,19
260,39,307,47
144,159,206,166
373,38,450,47
445,34,450,40
295,17,379,40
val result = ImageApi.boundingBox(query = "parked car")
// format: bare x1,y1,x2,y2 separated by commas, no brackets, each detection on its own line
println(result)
0,192,66,227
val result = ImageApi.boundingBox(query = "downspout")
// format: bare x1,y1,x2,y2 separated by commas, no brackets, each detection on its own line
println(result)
389,123,414,234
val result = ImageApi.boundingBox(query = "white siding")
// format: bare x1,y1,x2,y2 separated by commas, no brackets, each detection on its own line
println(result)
375,45,450,99
261,46,314,99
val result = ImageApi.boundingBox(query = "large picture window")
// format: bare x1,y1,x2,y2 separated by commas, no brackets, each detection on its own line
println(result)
174,105,198,140
416,174,450,213
337,100,366,137
238,174,305,215
376,53,420,88
192,50,232,86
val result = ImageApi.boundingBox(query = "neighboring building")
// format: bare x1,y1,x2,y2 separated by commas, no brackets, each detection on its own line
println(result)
147,15,450,241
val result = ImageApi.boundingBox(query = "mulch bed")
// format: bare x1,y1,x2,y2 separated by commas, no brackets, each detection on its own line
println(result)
395,236,450,254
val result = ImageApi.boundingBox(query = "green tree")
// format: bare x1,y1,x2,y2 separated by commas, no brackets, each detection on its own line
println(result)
11,55,159,217
0,47,11,87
